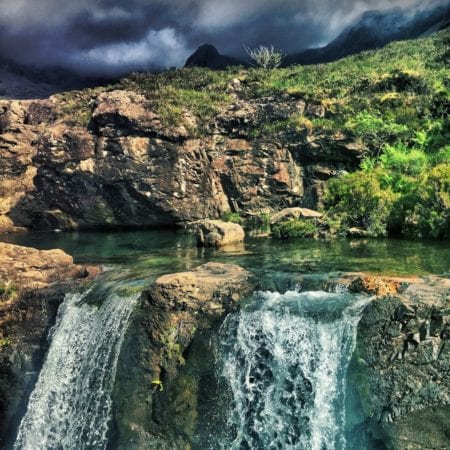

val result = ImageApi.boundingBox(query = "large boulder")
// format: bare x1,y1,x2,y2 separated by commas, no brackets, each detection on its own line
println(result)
343,274,450,450
112,262,254,449
195,219,245,247
0,242,88,289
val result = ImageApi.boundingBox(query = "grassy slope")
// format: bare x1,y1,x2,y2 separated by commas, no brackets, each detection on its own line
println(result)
57,29,450,238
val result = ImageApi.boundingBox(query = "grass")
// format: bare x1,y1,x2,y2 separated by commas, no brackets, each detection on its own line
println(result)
0,282,18,302
54,29,449,141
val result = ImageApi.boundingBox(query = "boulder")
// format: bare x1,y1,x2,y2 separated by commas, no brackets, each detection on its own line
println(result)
112,262,254,448
347,227,370,237
343,274,450,450
270,207,323,225
195,220,245,247
0,242,89,289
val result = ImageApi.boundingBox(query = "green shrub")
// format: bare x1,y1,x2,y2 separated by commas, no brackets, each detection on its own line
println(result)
272,219,318,239
324,172,397,237
380,143,428,177
400,164,450,239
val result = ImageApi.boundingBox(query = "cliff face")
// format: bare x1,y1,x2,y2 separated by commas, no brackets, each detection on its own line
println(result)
0,89,363,232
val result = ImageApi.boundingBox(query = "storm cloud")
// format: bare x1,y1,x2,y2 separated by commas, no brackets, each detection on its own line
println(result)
0,0,446,75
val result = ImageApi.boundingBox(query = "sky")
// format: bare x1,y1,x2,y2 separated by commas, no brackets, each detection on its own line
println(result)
0,0,446,76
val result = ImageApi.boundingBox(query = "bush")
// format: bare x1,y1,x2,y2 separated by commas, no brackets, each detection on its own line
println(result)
244,45,283,69
324,172,397,237
272,219,318,239
400,164,450,239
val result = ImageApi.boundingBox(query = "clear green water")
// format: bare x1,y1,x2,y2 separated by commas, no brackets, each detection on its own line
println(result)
1,230,449,278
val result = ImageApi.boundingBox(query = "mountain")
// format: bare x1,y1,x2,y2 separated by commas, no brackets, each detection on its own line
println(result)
0,57,113,100
285,3,450,65
184,44,246,70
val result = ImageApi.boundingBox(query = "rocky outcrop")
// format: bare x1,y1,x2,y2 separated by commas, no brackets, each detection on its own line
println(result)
342,274,450,450
0,243,98,447
0,88,364,232
112,262,254,449
194,219,245,247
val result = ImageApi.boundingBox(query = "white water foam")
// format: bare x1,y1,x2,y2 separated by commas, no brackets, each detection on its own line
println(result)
219,290,370,450
14,289,138,450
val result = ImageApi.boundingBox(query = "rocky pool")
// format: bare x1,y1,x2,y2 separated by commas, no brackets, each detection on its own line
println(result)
2,231,449,450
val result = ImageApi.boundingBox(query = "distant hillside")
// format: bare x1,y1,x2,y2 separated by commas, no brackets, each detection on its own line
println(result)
185,3,450,69
0,57,113,99
285,2,450,65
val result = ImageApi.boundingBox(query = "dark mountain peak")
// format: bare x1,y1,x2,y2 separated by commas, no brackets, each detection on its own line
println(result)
195,43,220,56
184,44,245,70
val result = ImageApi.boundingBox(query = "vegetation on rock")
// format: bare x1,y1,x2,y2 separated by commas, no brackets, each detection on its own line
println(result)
271,219,319,239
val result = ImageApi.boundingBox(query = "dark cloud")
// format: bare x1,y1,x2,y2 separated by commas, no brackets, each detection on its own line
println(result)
0,0,446,76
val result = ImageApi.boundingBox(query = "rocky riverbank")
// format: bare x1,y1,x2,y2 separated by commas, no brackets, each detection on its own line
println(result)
0,243,99,447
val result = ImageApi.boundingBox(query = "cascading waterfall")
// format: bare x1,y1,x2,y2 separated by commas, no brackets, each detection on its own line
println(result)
14,287,138,450
218,290,370,450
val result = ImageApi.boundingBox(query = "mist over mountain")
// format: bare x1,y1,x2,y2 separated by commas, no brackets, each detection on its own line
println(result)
185,2,449,69
0,0,448,77
285,1,450,65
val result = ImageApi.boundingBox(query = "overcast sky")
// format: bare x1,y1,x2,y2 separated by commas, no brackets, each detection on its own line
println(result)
0,0,446,75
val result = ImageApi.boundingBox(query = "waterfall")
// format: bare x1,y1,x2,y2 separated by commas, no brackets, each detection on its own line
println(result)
218,290,370,450
14,287,138,450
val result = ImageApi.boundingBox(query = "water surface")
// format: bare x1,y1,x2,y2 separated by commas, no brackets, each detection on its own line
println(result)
1,230,449,277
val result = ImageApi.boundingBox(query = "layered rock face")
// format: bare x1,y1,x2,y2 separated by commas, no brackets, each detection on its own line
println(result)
0,243,97,447
0,90,363,232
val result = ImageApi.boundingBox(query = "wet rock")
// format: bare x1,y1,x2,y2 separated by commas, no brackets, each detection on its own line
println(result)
346,275,450,450
0,243,99,447
195,220,245,247
347,227,370,237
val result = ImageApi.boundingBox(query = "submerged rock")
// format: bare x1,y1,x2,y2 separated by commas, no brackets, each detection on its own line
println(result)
195,219,245,247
